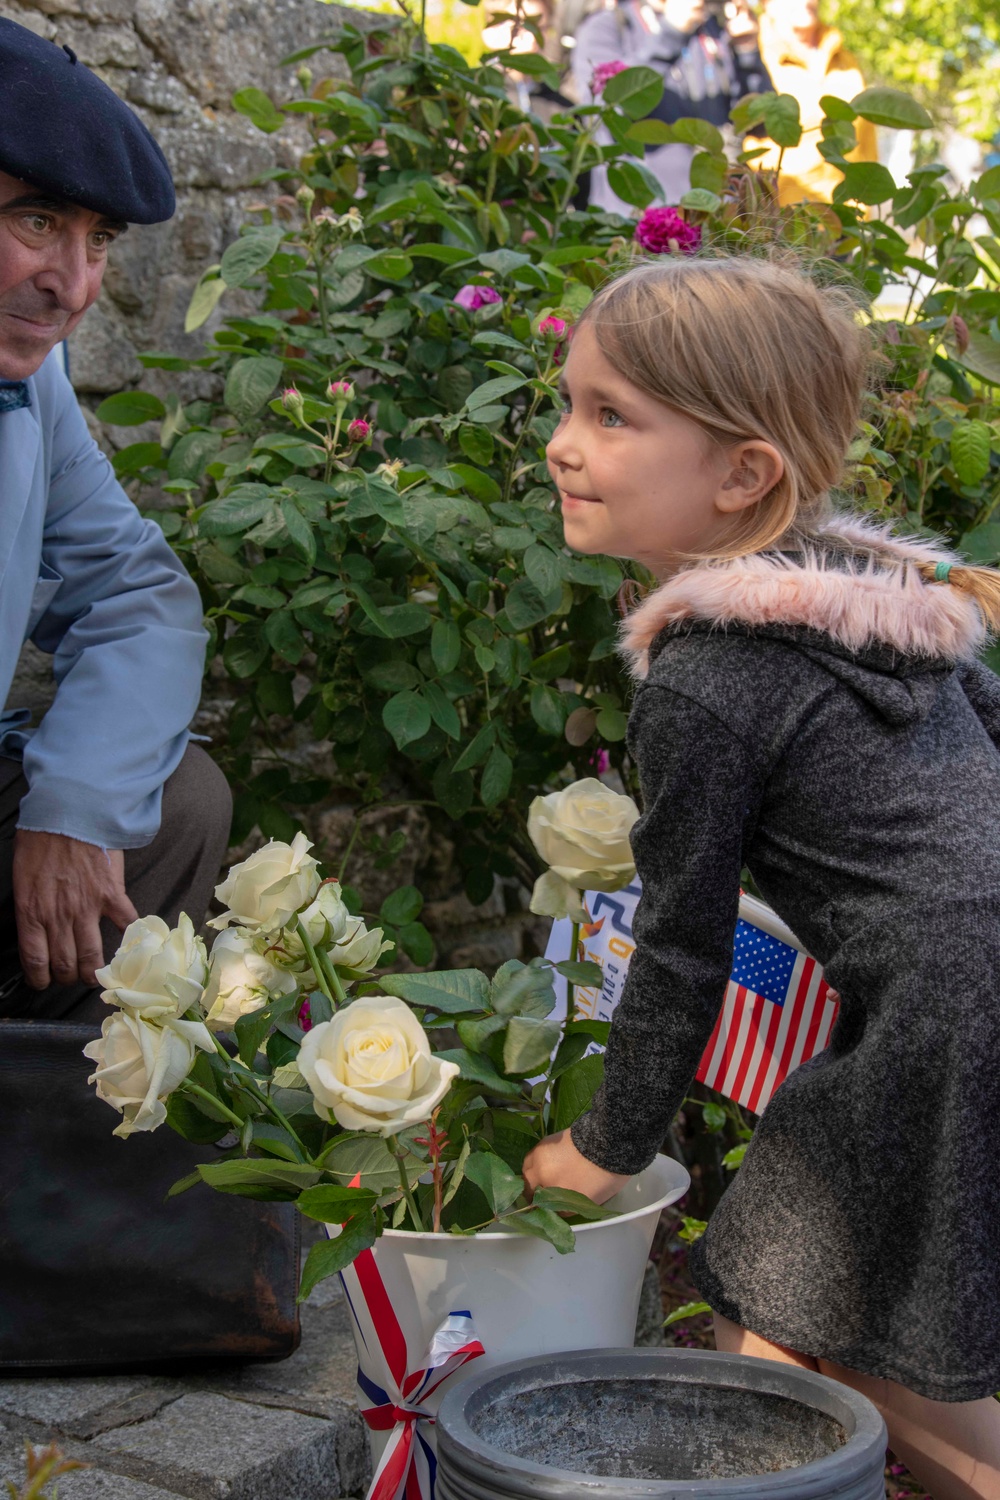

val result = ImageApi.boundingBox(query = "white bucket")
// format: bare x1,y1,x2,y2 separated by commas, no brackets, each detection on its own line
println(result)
330,1154,690,1468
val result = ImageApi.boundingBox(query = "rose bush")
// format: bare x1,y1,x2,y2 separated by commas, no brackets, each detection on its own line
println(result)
299,994,461,1135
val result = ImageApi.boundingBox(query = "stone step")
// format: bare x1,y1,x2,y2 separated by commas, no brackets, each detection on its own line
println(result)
0,1274,369,1500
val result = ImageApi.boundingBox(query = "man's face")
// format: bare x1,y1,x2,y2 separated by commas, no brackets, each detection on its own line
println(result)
0,169,124,380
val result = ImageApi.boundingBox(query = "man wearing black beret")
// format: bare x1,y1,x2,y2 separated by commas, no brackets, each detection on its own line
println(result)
0,18,231,1021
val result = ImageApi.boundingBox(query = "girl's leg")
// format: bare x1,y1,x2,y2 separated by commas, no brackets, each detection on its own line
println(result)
714,1315,1000,1500
816,1357,1000,1500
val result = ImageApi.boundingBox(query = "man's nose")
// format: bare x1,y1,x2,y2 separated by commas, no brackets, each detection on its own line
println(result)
35,235,93,314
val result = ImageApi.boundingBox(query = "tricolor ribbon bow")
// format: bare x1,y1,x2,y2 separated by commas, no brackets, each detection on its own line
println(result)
340,1246,485,1500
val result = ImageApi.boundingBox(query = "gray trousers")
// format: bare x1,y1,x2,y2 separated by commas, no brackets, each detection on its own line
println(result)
0,745,232,1025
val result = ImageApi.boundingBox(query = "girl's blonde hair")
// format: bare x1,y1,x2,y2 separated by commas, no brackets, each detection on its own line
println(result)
578,253,1000,630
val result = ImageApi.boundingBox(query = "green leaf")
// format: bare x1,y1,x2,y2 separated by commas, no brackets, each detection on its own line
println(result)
602,65,665,121
834,161,896,206
433,761,475,820
951,419,993,486
265,609,306,664
606,160,659,210
296,1184,378,1223
96,390,166,426
424,680,461,739
761,93,801,148
973,165,1000,203
480,744,513,807
379,968,491,1014
452,719,497,773
463,1150,523,1215
233,1006,276,1067
112,441,163,477
554,960,603,986
432,618,462,674
383,689,432,748
365,250,415,281
280,498,317,565
664,1299,711,1327
722,1143,748,1170
952,329,1000,386
552,1053,604,1133
381,884,424,925
596,706,628,742
232,85,285,133
503,1014,561,1074
200,484,275,535
185,272,227,333
467,373,528,411
492,962,556,1020
678,1215,708,1243
298,1215,377,1300
850,86,932,131
168,428,222,482
224,356,284,424
408,243,476,265
532,1186,618,1221
319,1134,424,1194
530,683,566,737
505,579,556,631
503,1205,574,1253
456,1012,507,1051
960,523,1000,565
665,117,725,152
478,249,532,275
458,425,495,465
164,1091,231,1144
400,920,435,965
679,188,721,213
220,225,286,288
197,1159,322,1197
434,1047,523,1097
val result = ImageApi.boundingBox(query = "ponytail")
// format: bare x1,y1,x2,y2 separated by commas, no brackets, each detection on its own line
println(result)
916,560,1000,632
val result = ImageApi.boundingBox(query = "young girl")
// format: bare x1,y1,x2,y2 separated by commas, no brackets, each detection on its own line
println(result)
523,254,1000,1500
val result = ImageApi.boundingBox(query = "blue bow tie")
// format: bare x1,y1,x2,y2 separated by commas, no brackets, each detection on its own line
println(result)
0,382,29,413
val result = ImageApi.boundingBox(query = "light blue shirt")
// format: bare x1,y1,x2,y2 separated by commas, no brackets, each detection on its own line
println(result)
0,349,207,849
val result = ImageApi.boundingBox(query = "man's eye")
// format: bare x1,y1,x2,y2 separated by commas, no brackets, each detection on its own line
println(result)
600,408,626,427
24,215,51,234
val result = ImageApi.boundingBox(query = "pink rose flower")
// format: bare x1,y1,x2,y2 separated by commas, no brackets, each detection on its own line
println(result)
538,315,568,340
634,206,702,256
592,60,627,94
298,998,313,1033
327,379,354,402
590,748,611,775
347,417,372,445
453,284,503,311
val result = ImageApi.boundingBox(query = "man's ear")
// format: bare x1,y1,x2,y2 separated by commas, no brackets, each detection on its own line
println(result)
714,440,785,514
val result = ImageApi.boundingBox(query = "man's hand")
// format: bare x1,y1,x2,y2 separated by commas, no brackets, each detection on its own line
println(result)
523,1129,631,1205
13,830,138,989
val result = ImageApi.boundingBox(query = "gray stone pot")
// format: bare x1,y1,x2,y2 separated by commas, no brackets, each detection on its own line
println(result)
435,1348,887,1499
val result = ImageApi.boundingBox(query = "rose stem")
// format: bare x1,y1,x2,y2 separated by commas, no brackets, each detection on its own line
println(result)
388,1134,426,1232
180,1081,244,1131
208,1033,308,1148
565,919,582,1024
317,946,348,1005
296,920,343,1008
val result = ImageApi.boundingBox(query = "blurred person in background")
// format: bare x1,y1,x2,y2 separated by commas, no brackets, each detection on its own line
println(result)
752,0,877,203
571,0,772,213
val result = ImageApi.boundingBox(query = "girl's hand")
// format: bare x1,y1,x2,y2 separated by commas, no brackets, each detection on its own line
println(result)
523,1129,631,1205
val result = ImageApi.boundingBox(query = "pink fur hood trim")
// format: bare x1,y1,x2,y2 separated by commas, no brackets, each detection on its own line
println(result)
621,516,985,677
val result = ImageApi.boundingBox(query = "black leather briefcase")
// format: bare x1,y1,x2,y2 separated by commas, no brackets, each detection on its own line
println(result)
0,1022,301,1371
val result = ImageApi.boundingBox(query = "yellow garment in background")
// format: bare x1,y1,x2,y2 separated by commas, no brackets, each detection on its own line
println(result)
753,20,879,204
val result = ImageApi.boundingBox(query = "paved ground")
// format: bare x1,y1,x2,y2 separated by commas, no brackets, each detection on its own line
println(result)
0,1262,665,1499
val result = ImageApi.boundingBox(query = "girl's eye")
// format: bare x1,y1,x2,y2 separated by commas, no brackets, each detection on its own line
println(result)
600,408,626,428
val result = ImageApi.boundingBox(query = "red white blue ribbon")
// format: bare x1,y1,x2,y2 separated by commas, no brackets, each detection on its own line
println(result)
339,1246,485,1500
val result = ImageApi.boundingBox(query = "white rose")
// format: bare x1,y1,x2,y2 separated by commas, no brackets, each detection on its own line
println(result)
327,918,393,974
527,777,639,919
202,929,298,1031
299,995,460,1136
95,913,208,1021
279,881,351,968
83,1010,213,1138
210,833,321,933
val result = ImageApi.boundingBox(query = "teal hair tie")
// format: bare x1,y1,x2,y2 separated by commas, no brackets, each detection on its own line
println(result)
934,561,954,582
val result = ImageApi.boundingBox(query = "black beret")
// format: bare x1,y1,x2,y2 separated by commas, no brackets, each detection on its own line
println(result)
0,18,175,224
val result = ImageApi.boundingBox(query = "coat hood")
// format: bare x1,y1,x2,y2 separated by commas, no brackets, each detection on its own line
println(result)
621,515,984,727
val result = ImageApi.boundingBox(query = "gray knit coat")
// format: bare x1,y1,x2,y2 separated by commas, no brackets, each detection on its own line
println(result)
570,516,1000,1402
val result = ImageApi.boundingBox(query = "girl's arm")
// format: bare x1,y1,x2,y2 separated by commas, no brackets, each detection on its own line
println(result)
957,659,1000,749
542,685,759,1188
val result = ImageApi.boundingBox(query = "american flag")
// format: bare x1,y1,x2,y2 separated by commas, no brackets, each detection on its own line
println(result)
694,895,838,1113
545,886,839,1115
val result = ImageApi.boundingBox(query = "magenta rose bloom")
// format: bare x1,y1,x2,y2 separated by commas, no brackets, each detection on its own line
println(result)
634,206,702,256
592,60,627,94
453,284,503,311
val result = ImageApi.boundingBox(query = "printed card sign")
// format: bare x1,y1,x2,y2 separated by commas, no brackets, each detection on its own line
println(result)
545,884,839,1115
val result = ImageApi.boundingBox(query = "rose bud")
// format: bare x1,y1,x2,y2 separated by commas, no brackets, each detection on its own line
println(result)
347,417,372,446
327,379,355,405
281,385,305,421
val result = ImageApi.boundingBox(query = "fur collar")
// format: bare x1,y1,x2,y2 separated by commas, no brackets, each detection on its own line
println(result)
621,515,985,678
